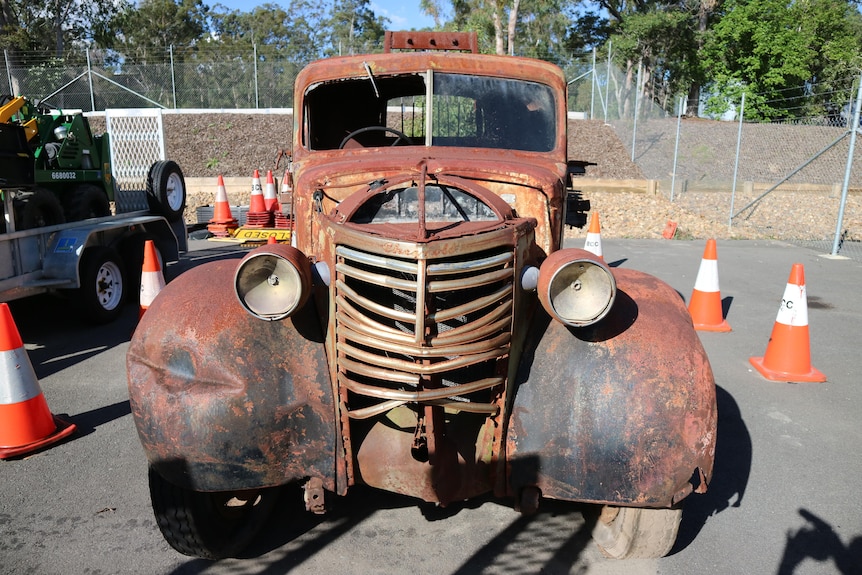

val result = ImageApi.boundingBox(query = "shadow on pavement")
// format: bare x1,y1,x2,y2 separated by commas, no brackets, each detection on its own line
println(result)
776,509,862,575
673,384,752,554
168,485,594,575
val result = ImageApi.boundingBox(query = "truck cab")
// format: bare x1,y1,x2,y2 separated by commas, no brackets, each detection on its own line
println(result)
128,32,717,561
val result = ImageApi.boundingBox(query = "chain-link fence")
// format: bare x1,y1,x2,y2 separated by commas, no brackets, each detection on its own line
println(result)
6,45,861,258
568,51,862,260
2,47,299,110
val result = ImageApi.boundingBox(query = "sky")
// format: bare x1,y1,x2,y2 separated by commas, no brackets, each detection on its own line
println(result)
212,0,439,31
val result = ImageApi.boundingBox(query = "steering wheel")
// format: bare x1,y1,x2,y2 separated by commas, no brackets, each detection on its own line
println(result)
339,126,414,149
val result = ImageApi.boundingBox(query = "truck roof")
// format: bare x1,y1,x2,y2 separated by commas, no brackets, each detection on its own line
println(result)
294,51,568,99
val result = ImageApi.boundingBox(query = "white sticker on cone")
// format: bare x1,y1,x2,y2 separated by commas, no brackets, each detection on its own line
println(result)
775,282,808,326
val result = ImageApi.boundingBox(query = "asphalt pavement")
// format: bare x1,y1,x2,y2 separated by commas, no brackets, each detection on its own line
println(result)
1,238,860,575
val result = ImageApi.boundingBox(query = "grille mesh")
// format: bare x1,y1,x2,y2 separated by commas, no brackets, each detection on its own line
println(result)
335,243,515,419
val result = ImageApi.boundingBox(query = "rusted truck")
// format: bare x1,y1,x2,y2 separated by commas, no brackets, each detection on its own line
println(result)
128,31,717,561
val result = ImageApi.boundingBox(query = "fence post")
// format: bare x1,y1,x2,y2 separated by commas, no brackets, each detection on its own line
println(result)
831,73,862,256
4,50,12,94
253,44,259,109
729,92,745,230
86,48,95,112
670,96,683,202
631,60,642,163
604,41,611,123
170,45,177,109
590,48,596,120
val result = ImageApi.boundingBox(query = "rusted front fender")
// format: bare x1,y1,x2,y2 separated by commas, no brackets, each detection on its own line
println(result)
506,268,717,507
127,259,335,492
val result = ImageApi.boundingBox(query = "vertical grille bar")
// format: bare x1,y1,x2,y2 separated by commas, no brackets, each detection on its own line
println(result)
334,243,514,417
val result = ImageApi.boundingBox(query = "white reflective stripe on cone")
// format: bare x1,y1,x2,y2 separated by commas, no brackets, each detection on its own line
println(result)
0,348,42,404
140,272,166,307
693,259,720,293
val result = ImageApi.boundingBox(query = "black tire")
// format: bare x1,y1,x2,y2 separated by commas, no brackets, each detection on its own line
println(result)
75,246,126,324
148,467,278,560
590,505,683,559
64,184,111,222
16,188,65,230
146,160,186,222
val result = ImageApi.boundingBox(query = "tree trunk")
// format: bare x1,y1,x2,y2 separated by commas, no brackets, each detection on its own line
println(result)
507,0,519,56
0,0,21,94
494,0,505,55
687,0,718,116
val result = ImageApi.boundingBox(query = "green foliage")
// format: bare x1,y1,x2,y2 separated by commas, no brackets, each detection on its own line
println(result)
0,0,858,122
113,0,209,60
324,0,388,56
702,0,862,120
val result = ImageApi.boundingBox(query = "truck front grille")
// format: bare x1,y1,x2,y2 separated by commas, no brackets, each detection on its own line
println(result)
334,243,515,419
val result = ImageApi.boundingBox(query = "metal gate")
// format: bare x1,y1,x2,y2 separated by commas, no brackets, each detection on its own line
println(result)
104,109,166,214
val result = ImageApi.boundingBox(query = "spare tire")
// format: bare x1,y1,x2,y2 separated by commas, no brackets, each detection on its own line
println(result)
146,160,186,222
64,184,111,221
17,188,65,230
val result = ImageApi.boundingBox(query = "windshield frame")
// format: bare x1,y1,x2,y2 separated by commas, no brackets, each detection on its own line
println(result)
303,68,559,153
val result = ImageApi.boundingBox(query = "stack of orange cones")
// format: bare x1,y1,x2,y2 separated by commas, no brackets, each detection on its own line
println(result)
139,240,165,319
264,170,278,213
246,169,272,228
274,168,293,230
584,212,603,260
688,238,731,332
750,264,826,382
207,175,239,237
0,303,76,459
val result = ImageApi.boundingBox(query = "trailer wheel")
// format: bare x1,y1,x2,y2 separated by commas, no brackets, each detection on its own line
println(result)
590,505,682,559
148,467,278,559
17,188,65,229
76,246,126,324
65,184,111,221
146,160,186,222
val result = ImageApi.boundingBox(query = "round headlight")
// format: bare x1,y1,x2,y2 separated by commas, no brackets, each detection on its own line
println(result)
235,244,312,320
538,248,616,327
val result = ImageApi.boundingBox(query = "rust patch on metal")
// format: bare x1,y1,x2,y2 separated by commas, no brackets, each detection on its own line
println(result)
506,267,717,507
127,259,337,492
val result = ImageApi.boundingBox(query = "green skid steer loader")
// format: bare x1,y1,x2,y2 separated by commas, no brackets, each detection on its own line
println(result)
0,95,115,230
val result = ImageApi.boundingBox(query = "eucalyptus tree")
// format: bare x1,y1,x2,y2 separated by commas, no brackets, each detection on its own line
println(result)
0,0,120,93
324,0,388,56
701,0,862,120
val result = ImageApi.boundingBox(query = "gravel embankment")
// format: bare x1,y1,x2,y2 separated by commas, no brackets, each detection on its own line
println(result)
90,114,857,241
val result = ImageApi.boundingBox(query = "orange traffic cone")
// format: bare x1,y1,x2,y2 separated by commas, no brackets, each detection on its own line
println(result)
207,175,239,237
275,168,293,230
248,169,266,213
267,235,278,245
246,170,272,228
264,170,278,212
139,240,165,319
584,212,603,259
0,303,76,459
749,264,825,382
688,239,731,332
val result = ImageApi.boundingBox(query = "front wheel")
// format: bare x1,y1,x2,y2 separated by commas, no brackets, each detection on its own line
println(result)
148,468,278,560
590,505,683,559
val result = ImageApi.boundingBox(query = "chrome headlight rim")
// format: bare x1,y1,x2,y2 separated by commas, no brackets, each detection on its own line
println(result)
537,248,616,327
234,244,312,321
